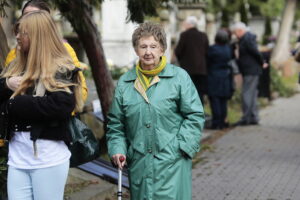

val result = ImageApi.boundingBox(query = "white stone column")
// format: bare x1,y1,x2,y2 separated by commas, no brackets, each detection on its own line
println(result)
101,0,137,68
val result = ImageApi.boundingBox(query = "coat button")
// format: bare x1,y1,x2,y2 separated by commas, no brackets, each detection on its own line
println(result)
148,148,152,153
146,124,151,128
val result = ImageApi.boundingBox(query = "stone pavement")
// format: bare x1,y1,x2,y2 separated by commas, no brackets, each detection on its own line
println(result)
65,131,212,200
192,94,300,200
68,92,300,200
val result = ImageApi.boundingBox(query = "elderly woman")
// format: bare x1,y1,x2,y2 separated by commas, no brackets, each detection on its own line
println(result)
106,22,205,199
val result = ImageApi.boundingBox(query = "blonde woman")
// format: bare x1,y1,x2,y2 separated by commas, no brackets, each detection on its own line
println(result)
0,11,83,199
5,0,88,102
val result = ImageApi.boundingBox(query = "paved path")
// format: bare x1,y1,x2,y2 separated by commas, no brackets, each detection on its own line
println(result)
192,94,300,200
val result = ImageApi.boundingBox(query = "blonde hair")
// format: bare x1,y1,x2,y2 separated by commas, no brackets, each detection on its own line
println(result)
2,11,83,112
132,22,167,51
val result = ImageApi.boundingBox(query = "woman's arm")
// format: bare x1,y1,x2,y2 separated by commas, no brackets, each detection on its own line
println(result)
106,85,127,160
7,90,75,121
177,70,205,158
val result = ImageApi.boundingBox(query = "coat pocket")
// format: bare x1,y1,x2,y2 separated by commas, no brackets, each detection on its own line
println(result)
155,136,182,163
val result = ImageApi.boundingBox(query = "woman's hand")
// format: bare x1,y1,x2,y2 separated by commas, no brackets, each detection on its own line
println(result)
112,154,126,169
6,76,22,91
263,62,269,69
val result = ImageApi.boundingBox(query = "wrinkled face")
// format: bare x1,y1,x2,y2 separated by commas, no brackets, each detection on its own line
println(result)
233,29,245,39
16,28,30,53
135,36,164,70
23,5,40,15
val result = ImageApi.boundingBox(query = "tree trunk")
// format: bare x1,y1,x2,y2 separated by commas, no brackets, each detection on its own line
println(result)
55,0,114,124
0,22,9,69
271,0,297,68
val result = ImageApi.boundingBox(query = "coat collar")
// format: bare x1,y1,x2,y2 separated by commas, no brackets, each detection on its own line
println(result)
124,63,174,82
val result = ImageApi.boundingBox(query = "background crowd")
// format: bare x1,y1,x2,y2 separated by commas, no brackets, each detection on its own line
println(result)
174,16,270,130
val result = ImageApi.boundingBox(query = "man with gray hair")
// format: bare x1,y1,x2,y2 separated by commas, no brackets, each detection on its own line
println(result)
232,22,267,126
175,16,209,103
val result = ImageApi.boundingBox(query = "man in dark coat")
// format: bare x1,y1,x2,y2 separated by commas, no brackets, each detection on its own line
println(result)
175,16,209,103
232,22,267,126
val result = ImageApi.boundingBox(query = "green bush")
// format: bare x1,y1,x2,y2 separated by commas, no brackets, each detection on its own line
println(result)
110,67,127,80
83,65,130,80
270,67,297,97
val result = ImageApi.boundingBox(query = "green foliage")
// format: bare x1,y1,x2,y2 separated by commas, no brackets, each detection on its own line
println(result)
4,0,208,24
83,65,129,80
205,0,246,28
127,0,161,23
110,67,127,80
250,0,284,18
270,67,296,97
0,146,7,198
248,0,284,44
206,0,284,29
296,2,300,21
127,0,203,23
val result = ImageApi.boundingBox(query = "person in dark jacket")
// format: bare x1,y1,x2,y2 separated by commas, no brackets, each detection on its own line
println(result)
207,30,234,129
232,22,267,126
175,16,209,103
0,11,83,199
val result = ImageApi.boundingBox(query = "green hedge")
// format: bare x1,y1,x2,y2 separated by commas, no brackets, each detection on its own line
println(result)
270,67,297,97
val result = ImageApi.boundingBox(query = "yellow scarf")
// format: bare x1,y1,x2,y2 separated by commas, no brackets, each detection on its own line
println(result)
136,56,167,91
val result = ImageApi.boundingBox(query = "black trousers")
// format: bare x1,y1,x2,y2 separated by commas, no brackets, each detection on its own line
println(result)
190,75,207,104
209,96,228,128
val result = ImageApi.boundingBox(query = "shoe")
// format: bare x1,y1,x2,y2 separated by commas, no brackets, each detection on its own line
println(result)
208,124,223,130
223,122,229,128
249,121,259,125
208,125,220,130
233,120,249,126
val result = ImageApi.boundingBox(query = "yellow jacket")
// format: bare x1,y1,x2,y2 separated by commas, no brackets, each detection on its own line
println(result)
5,42,88,102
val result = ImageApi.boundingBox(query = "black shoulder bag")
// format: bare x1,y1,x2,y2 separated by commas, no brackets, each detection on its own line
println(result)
68,116,100,168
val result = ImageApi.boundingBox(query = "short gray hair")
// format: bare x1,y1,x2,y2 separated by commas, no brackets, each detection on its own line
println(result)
185,16,198,27
132,22,167,51
232,22,247,31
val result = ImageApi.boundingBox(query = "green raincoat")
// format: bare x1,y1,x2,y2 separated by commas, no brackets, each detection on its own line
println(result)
107,63,205,200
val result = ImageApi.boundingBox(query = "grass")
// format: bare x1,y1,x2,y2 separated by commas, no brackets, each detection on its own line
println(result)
270,68,298,97
281,73,298,92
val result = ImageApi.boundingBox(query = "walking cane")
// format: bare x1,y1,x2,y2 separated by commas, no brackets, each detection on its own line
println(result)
118,156,125,200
